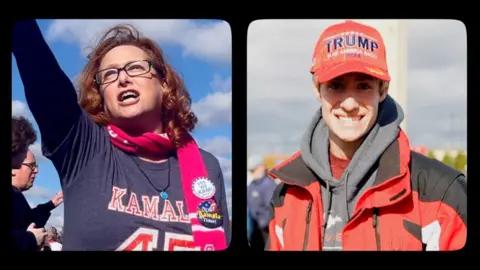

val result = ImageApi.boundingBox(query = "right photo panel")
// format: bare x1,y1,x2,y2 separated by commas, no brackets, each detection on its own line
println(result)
246,19,467,251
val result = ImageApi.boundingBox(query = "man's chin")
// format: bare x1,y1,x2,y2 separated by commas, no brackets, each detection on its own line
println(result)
334,130,367,143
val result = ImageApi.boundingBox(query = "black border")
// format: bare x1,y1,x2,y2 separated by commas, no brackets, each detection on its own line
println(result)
6,9,477,265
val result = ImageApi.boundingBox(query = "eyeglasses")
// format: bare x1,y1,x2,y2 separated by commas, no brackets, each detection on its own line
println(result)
93,60,152,85
22,162,38,171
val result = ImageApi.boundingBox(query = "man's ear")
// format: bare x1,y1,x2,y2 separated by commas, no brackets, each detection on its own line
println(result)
312,75,322,101
379,81,389,102
12,169,17,177
316,88,322,101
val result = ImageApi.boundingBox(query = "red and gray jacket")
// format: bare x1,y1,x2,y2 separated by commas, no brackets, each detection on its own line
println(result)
265,131,467,251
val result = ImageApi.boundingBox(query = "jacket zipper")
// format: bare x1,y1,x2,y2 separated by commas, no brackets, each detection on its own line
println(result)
303,201,313,250
372,208,381,250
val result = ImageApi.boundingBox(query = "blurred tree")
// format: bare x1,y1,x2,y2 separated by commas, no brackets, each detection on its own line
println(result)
411,145,428,155
264,154,288,170
454,151,467,171
427,150,437,160
442,153,454,168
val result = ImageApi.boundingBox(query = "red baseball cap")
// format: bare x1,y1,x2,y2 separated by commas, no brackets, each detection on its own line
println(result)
310,20,391,83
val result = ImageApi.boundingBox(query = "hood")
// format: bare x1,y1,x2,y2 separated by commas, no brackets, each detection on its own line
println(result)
300,94,404,191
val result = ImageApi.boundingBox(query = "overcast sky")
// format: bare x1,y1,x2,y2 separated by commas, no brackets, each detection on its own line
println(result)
247,19,467,156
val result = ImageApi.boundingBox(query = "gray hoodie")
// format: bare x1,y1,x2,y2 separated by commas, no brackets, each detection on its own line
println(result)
300,95,404,251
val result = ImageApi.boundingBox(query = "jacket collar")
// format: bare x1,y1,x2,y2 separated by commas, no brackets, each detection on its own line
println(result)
269,130,412,208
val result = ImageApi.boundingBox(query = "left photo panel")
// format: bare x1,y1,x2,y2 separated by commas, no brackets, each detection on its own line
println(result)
11,19,232,251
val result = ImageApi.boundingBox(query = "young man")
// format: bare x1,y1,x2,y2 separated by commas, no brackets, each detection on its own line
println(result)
11,116,64,251
265,20,466,251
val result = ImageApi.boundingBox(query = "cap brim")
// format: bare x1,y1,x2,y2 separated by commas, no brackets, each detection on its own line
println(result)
313,61,390,83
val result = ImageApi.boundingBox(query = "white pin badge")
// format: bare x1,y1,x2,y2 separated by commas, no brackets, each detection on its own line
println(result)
192,177,216,199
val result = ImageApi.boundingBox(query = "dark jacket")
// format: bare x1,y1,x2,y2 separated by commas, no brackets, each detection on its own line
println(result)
247,174,278,229
12,186,55,251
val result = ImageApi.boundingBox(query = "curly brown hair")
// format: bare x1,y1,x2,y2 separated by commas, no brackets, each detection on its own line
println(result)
12,116,37,168
77,24,198,148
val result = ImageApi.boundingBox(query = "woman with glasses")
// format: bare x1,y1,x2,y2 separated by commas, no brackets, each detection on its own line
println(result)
11,116,64,251
12,21,230,251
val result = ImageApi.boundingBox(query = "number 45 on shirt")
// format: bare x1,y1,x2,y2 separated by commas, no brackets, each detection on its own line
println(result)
116,227,213,251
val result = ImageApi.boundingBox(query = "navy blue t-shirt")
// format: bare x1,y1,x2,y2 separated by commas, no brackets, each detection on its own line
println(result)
12,20,231,251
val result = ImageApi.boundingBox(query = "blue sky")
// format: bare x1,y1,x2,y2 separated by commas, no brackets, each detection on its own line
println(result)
12,19,232,229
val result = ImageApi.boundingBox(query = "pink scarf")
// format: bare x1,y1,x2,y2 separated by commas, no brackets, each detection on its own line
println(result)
107,125,227,251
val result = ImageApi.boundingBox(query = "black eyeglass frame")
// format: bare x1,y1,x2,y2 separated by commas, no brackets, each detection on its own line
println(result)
93,60,153,86
22,162,38,171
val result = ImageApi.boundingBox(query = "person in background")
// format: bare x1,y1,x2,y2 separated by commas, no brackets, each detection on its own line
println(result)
43,227,63,251
266,20,466,251
55,230,64,244
247,206,254,245
247,155,277,250
11,116,64,251
247,168,254,186
247,168,254,244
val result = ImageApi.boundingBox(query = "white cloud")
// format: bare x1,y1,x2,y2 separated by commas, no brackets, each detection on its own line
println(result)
193,91,232,128
24,186,53,201
45,19,231,64
29,142,47,162
199,136,232,157
247,19,467,156
210,74,232,93
47,204,64,230
193,75,232,129
12,100,31,119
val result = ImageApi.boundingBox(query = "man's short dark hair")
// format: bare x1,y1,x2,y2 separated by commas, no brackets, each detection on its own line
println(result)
12,116,37,162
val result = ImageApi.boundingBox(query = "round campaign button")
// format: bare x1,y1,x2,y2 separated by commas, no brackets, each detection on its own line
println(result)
197,199,223,229
192,177,216,200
